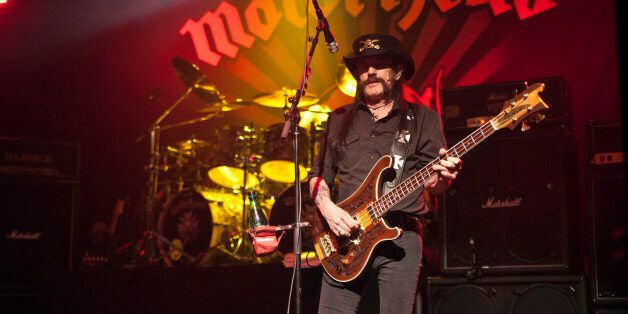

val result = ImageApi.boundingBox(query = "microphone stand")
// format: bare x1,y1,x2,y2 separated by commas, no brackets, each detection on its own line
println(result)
282,23,323,314
465,237,482,282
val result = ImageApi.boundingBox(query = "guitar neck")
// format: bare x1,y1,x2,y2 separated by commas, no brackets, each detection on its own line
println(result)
372,121,497,217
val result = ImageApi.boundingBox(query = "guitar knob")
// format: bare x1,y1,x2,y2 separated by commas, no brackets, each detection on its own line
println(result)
341,251,356,265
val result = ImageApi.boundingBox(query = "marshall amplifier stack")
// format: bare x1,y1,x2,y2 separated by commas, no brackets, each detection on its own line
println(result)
585,121,627,309
428,77,587,313
0,138,80,289
439,76,568,136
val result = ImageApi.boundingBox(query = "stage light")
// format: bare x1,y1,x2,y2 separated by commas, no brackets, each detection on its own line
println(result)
0,0,7,4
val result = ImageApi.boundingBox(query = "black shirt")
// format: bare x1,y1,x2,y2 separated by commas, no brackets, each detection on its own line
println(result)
308,100,446,215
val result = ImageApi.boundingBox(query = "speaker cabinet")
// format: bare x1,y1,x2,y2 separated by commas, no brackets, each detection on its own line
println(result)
0,177,78,287
427,275,587,314
0,138,79,288
439,129,575,274
586,121,627,306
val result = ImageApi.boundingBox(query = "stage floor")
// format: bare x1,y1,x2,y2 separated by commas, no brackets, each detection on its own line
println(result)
2,264,324,314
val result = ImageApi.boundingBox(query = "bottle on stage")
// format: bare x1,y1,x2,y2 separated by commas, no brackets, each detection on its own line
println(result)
247,191,268,228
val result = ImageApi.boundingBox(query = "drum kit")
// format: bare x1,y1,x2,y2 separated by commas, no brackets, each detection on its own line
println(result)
140,57,332,266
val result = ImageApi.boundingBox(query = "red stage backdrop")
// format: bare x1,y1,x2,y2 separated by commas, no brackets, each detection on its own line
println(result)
0,0,621,219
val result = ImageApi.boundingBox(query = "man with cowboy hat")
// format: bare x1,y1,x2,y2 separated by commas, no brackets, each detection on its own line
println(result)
308,33,461,313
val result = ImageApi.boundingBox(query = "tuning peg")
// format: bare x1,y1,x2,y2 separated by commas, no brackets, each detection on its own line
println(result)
521,121,531,132
531,112,546,123
524,81,529,88
524,112,546,124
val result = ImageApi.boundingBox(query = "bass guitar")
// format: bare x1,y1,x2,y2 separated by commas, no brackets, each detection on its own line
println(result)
313,83,549,282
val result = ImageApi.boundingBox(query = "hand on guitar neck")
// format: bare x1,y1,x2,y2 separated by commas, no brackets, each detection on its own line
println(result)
425,148,462,195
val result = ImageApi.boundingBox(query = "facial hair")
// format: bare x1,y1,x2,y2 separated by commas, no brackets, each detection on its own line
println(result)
357,76,394,103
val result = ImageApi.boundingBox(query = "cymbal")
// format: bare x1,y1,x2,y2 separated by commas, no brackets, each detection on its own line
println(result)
167,138,210,154
254,88,319,108
172,57,224,104
299,104,331,129
195,99,258,114
336,61,357,97
196,186,243,205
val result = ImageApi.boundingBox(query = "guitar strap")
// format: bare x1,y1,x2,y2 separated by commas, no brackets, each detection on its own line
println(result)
383,101,417,195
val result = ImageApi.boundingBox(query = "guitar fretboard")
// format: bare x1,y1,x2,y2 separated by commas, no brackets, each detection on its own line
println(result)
371,121,497,217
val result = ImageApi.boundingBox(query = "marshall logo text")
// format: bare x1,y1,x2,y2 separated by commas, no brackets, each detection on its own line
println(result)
6,230,43,240
481,197,523,209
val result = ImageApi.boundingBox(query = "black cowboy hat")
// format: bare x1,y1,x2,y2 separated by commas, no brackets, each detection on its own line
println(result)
343,33,415,81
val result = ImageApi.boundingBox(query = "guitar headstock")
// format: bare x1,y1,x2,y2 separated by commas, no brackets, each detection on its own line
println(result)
491,83,549,131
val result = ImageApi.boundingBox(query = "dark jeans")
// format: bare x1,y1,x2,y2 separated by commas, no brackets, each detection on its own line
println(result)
318,231,423,314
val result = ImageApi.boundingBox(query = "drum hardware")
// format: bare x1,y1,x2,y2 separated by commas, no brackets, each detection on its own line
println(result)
160,137,209,188
132,57,223,265
167,138,211,153
254,87,319,108
205,123,262,190
299,104,331,129
114,230,198,266
171,57,225,105
260,124,309,184
204,122,266,261
194,98,257,114
156,189,214,266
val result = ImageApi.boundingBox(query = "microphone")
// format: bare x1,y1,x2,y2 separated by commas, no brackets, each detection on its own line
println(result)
312,0,339,54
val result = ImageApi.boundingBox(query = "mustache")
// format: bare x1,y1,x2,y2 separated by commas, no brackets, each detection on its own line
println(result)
362,77,386,85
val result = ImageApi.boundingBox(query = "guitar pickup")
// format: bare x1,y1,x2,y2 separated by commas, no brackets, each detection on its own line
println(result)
315,234,337,259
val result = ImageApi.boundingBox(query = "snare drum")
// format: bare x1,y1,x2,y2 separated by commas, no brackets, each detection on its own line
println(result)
260,124,309,183
205,126,260,189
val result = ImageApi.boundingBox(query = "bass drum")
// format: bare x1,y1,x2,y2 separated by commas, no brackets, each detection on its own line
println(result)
268,183,323,254
157,189,213,266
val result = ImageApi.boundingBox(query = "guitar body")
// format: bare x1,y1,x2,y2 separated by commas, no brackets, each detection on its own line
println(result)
313,155,402,282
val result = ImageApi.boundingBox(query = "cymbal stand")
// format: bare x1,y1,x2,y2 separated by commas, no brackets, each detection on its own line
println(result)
229,125,259,262
134,84,223,265
137,85,194,264
241,129,250,231
283,10,325,313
